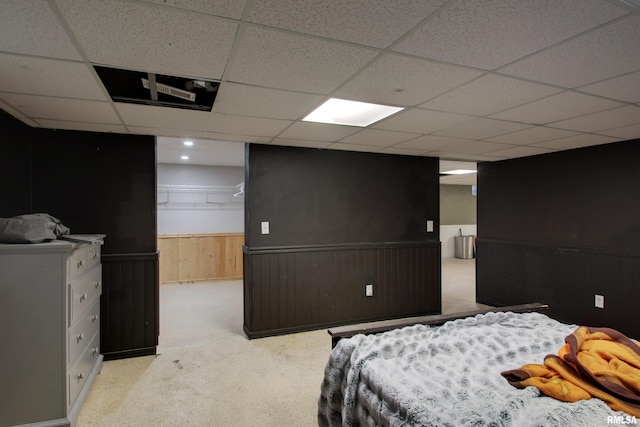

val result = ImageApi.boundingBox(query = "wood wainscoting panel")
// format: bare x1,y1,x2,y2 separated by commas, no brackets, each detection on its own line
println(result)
158,233,244,283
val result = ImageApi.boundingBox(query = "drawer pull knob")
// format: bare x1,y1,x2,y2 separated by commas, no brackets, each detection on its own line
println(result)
77,333,84,342
77,260,84,268
92,347,99,356
95,280,101,289
91,314,98,323
92,252,98,260
77,373,84,381
80,293,87,302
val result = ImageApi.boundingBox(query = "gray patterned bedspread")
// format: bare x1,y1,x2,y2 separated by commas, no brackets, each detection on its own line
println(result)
318,311,627,426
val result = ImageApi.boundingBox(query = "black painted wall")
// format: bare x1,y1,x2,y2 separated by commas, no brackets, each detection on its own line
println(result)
477,139,640,339
244,144,441,337
0,110,159,358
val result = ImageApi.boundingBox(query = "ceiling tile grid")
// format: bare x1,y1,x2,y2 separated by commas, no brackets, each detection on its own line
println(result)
0,0,638,171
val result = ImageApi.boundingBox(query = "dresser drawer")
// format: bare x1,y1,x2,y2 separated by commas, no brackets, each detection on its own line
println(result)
69,266,102,326
68,300,100,365
67,244,101,280
68,332,100,407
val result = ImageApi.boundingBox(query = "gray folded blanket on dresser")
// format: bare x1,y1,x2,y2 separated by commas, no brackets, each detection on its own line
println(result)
0,213,70,243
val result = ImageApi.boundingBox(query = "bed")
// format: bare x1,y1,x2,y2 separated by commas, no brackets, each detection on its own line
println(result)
318,305,637,426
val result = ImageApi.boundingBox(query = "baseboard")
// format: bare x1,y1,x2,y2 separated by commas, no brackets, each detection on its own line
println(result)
102,346,156,361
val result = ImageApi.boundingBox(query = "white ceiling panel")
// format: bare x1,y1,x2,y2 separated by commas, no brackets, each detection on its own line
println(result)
278,122,360,141
207,113,292,137
578,71,640,103
339,129,420,147
334,53,483,106
373,108,474,134
534,134,623,150
247,0,447,48
211,83,323,120
0,0,638,172
421,74,562,116
138,0,247,19
327,142,384,153
499,14,640,87
490,92,623,124
393,0,626,70
35,119,127,134
0,1,81,60
224,26,378,93
434,118,532,140
156,137,245,166
56,0,238,78
0,54,107,100
485,126,579,145
1,93,120,123
550,105,640,132
598,124,640,139
269,139,332,149
486,145,556,159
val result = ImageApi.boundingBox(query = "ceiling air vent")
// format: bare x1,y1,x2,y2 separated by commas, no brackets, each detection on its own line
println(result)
95,66,219,111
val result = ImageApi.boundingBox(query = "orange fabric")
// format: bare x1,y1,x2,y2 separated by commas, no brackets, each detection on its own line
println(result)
502,326,640,417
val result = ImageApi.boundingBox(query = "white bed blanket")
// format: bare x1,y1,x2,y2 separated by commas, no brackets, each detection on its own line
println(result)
318,311,628,426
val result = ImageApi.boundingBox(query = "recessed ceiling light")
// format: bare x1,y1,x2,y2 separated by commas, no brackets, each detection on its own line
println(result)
442,169,477,175
303,98,404,127
183,140,194,146
181,155,189,160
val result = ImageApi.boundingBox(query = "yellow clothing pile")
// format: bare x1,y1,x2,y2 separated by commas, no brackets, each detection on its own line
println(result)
502,326,640,417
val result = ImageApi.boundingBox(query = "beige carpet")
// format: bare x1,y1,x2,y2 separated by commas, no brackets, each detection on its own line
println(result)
78,258,482,426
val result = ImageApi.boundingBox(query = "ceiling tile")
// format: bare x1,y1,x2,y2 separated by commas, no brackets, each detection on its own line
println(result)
278,122,360,141
116,103,210,130
434,118,532,139
339,129,420,147
128,127,209,139
327,143,382,153
485,126,579,145
499,15,640,87
334,53,482,106
394,0,625,70
578,71,640,103
202,132,272,144
431,152,504,162
270,139,332,149
597,124,640,139
0,1,81,60
490,92,623,124
440,160,477,172
34,119,127,134
207,113,292,137
0,54,106,100
420,74,561,116
224,26,378,93
1,93,120,123
373,108,474,134
212,83,323,120
534,134,622,150
485,145,556,159
138,0,247,18
379,147,426,156
549,105,640,132
395,135,510,154
57,0,237,78
247,0,446,48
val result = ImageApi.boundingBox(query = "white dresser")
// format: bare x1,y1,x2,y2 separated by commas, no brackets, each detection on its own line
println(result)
0,235,105,427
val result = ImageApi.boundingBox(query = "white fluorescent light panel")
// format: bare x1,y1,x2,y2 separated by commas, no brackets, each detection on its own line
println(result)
442,169,477,175
303,98,403,127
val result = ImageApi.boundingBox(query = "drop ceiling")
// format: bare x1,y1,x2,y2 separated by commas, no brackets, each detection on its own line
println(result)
1,0,639,179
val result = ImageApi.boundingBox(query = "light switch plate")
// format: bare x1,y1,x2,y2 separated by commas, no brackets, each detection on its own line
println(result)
365,284,373,297
595,294,604,309
426,220,434,232
261,221,269,235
